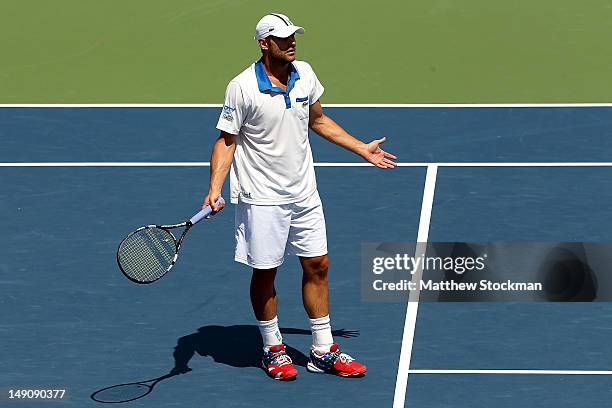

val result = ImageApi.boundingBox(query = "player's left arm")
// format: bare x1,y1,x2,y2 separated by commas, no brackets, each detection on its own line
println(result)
308,101,396,169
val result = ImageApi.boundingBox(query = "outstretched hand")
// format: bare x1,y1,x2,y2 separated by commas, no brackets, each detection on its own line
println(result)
361,137,397,169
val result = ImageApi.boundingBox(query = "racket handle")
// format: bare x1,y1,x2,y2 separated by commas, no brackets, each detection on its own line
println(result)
190,197,225,225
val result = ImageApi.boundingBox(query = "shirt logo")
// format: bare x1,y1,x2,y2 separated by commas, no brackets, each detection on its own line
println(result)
222,105,236,121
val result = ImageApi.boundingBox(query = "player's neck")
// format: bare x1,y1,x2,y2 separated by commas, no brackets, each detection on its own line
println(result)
262,55,290,87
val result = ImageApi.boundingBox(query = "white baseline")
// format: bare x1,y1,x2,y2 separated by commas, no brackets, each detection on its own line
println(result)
3,162,612,167
1,103,612,108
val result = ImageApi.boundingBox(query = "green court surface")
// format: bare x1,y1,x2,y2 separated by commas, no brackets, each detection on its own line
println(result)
1,0,611,103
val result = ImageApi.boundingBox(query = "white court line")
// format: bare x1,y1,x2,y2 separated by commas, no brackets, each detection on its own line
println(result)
393,165,438,408
409,369,612,375
324,104,612,108
0,162,212,167
0,104,222,108
1,103,612,108
3,162,612,167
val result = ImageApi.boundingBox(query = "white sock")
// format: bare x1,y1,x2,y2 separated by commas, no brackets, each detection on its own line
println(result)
257,316,283,351
310,315,334,354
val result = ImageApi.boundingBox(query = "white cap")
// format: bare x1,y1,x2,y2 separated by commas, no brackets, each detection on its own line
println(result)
255,13,305,40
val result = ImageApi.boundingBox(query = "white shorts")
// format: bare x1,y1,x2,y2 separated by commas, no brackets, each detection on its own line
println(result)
234,191,328,268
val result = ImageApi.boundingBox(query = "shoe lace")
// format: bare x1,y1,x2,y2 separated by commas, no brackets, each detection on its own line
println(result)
271,352,293,366
335,351,354,365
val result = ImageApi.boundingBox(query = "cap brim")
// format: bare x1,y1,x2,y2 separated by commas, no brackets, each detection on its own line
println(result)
271,25,305,38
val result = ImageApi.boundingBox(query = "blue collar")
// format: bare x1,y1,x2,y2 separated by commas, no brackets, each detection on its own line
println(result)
254,59,300,108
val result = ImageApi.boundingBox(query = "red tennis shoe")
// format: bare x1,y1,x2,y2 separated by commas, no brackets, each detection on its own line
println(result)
262,344,298,381
307,344,367,377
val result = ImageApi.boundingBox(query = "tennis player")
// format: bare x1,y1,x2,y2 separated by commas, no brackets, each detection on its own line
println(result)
203,13,396,381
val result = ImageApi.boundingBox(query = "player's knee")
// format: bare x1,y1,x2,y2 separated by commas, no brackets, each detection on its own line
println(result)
251,268,277,286
304,256,329,281
317,256,329,274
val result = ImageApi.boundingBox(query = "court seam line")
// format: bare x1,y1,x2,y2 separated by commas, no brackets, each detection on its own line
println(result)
4,162,612,167
1,103,612,107
393,165,438,408
408,369,612,375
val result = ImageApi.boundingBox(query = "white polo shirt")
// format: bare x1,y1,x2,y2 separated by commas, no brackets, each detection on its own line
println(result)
216,59,324,205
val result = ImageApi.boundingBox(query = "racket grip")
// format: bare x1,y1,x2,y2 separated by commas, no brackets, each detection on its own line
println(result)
190,197,225,225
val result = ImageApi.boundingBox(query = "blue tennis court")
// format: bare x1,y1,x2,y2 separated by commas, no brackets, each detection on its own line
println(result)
1,106,611,407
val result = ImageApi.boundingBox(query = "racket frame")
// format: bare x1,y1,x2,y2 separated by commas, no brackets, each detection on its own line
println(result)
116,198,224,284
116,220,193,284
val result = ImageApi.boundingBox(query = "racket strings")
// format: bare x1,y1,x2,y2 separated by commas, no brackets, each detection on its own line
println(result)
118,228,176,282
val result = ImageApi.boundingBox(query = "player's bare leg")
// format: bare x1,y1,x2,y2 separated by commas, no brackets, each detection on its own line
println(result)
300,254,367,377
252,267,297,380
300,255,329,318
250,267,278,321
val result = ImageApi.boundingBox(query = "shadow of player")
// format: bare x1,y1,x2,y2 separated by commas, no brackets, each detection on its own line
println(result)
171,325,359,374
90,326,360,402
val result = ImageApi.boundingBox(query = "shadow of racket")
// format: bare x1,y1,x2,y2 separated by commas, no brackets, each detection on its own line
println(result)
90,372,178,403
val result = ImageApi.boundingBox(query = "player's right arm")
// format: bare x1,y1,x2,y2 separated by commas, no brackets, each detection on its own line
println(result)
203,131,236,212
205,79,247,211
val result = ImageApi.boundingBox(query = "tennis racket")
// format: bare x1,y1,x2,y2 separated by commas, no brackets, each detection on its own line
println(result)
90,373,176,403
117,197,225,284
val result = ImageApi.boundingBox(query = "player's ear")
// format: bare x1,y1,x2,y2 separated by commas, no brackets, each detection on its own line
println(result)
258,38,269,52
